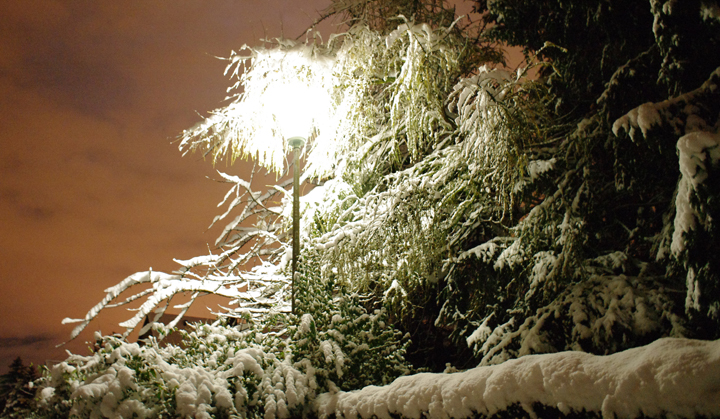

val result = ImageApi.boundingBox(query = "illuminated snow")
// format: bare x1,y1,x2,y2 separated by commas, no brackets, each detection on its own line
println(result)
181,42,336,174
672,131,720,256
316,338,720,419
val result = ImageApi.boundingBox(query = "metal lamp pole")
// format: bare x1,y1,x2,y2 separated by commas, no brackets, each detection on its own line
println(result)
287,136,305,315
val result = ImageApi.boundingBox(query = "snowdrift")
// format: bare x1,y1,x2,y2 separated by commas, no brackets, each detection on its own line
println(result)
316,337,720,419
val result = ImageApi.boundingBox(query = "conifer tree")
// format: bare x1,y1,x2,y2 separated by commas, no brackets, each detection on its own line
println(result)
464,0,720,354
0,357,38,418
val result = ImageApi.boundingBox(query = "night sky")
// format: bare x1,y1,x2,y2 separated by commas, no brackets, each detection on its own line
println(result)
0,0,496,375
0,0,337,374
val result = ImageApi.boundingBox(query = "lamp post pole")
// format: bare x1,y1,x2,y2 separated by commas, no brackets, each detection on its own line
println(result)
287,137,305,315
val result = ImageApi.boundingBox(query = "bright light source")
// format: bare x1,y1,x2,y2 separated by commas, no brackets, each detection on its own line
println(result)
263,77,316,141
180,40,359,179
217,44,334,173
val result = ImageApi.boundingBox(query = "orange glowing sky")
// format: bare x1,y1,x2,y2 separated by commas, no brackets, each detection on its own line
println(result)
0,0,341,373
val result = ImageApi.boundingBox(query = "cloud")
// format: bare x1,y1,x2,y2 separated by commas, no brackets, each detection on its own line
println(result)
0,3,135,118
0,187,56,221
17,204,55,221
0,334,56,349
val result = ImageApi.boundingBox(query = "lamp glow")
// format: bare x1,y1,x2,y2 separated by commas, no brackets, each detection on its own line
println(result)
239,45,334,171
180,42,341,313
181,42,336,175
268,83,316,142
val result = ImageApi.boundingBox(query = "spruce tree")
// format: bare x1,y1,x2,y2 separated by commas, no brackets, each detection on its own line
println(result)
0,357,39,418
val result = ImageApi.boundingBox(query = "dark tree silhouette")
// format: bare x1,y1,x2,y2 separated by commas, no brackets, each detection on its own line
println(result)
0,357,39,418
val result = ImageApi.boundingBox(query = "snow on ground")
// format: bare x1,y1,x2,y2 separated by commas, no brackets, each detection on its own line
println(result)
315,337,720,419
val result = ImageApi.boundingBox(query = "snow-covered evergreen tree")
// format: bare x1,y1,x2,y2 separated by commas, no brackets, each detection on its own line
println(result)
463,0,720,361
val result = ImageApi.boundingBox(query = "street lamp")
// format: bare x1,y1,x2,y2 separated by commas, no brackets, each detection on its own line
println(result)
180,43,337,314
275,84,316,315
287,136,305,314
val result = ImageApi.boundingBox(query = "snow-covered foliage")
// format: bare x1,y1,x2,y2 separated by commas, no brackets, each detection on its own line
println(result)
62,169,294,339
49,0,720,417
40,286,408,419
65,3,501,349
37,329,294,419
70,0,720,366
612,65,720,323
33,334,720,418
0,357,38,418
290,256,410,391
462,0,720,361
180,41,336,175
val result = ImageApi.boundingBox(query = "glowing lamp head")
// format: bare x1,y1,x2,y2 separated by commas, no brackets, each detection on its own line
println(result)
180,42,337,175
287,136,306,150
268,81,317,142
245,46,333,165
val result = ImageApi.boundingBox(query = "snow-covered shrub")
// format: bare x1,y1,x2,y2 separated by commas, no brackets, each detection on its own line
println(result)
290,250,411,391
0,358,39,419
440,0,720,364
35,331,273,418
34,327,303,418
37,266,410,418
612,66,720,333
467,275,686,364
61,167,295,341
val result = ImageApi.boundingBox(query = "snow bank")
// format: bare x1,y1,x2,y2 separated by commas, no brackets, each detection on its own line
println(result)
315,338,720,419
